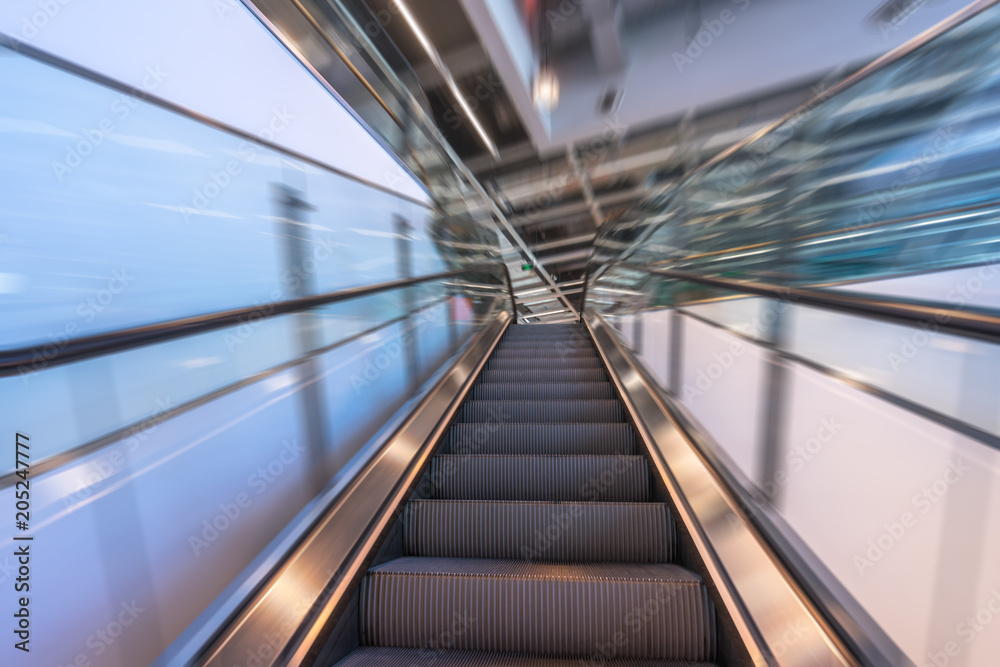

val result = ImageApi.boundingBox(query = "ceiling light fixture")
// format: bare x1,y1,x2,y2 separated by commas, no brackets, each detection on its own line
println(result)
533,64,560,111
393,0,500,160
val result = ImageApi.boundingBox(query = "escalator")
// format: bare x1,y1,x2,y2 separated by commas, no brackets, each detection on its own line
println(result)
335,322,719,665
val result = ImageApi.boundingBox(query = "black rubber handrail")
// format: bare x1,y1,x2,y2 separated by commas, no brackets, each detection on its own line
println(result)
1,262,516,377
581,264,1000,343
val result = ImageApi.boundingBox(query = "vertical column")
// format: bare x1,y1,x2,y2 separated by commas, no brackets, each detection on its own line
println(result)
669,309,684,397
755,301,789,510
275,183,330,494
394,214,421,393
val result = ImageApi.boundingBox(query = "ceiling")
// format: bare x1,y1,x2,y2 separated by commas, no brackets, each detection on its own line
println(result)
357,0,967,321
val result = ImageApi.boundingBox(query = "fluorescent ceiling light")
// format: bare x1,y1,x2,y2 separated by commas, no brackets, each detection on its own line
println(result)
394,0,500,159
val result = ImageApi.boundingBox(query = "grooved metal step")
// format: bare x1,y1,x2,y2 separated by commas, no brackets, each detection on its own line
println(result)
443,423,638,455
335,647,717,666
499,338,593,346
492,349,597,359
405,500,675,562
502,332,589,340
456,399,624,423
480,368,607,383
427,455,650,501
335,322,720,667
470,382,614,400
486,356,603,369
358,558,716,661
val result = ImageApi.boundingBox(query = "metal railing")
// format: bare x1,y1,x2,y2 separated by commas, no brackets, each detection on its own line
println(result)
1,262,515,377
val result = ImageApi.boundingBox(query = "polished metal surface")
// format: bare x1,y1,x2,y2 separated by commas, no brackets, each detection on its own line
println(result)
586,312,858,667
0,262,515,376
186,311,511,667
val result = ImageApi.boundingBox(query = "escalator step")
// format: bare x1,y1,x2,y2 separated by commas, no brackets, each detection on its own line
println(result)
428,455,650,501
335,647,718,666
492,348,597,359
501,335,589,344
470,382,614,400
480,368,607,383
499,338,592,347
502,333,588,341
507,324,582,331
358,558,716,661
404,500,675,562
487,356,603,369
456,399,624,423
443,423,638,455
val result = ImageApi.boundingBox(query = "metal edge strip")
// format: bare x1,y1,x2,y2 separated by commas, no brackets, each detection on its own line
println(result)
586,311,859,667
189,311,511,667
663,380,916,667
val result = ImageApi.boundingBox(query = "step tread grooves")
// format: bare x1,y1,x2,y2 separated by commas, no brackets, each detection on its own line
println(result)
340,324,718,665
405,500,675,562
336,647,718,666
359,559,715,660
428,455,650,501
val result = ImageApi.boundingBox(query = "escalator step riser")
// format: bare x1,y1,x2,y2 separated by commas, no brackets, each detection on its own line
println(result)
502,339,588,346
504,328,587,336
359,564,716,660
443,423,638,455
492,350,598,360
456,400,624,423
470,383,614,400
497,340,594,348
335,647,718,666
503,330,590,339
480,369,607,383
428,456,650,501
404,500,675,562
486,357,603,369
509,324,583,330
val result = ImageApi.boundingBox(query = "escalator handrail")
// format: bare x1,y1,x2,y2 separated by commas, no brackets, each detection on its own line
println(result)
582,264,1000,343
579,0,1000,301
0,262,516,377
